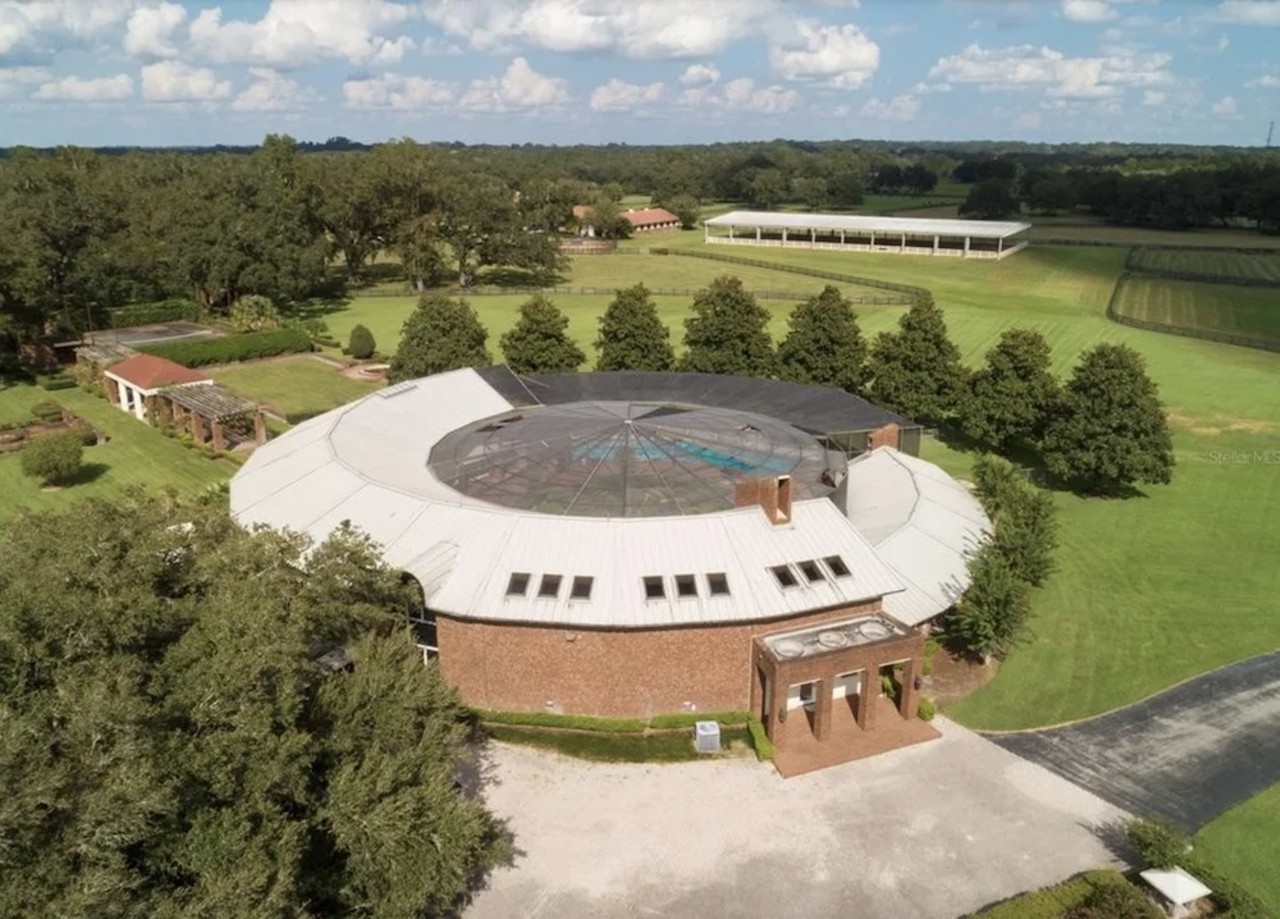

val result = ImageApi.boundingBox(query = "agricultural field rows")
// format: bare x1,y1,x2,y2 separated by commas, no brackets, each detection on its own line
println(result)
1128,247,1280,282
1112,276,1280,343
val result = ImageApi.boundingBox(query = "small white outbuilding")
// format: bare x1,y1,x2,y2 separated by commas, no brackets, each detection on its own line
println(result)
1139,866,1212,918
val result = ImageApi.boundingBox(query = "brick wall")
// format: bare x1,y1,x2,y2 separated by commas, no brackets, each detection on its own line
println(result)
436,598,883,718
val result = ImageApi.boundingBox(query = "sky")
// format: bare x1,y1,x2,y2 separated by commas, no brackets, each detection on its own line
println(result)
0,0,1278,148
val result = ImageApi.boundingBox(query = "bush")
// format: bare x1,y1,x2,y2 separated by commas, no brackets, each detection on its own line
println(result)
918,697,937,721
1064,881,1162,919
648,710,751,729
139,327,312,367
747,719,776,761
1126,817,1190,869
74,426,98,446
228,294,282,333
20,432,84,485
36,374,76,392
29,400,63,423
109,299,199,328
348,324,376,360
968,870,1137,919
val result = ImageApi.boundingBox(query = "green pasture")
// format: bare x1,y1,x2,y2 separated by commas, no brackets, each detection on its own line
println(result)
1028,220,1280,248
209,356,379,419
0,385,235,521
1195,782,1280,914
1112,276,1280,342
1128,247,1280,282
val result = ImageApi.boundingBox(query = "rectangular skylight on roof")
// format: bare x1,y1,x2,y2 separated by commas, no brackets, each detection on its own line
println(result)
643,576,666,600
570,576,594,600
771,565,799,589
675,574,698,598
506,572,530,596
538,574,562,599
799,560,826,583
824,555,851,578
707,572,730,596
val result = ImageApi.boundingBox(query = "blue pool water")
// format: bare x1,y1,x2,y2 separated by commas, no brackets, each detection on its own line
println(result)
573,438,792,473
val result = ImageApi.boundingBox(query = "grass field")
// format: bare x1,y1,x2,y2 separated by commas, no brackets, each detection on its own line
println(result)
209,356,379,419
1128,247,1280,282
1195,782,1280,914
1111,276,1280,342
0,385,235,521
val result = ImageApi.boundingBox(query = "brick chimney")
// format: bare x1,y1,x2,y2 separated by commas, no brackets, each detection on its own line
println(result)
734,475,793,525
865,422,900,452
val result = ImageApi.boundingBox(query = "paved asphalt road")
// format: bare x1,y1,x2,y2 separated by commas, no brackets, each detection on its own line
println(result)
991,651,1280,830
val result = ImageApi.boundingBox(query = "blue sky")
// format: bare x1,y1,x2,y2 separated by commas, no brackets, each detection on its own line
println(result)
1,0,1278,147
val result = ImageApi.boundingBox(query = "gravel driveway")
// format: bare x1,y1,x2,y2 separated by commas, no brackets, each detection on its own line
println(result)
992,651,1280,830
467,718,1125,919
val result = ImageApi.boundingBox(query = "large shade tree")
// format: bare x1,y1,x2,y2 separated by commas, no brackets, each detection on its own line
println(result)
867,296,967,425
1041,343,1175,494
389,294,491,382
679,276,776,377
776,285,867,394
963,328,1060,452
500,294,585,373
0,493,507,918
594,283,675,371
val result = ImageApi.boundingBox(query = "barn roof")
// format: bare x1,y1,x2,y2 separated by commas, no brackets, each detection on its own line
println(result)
705,210,1031,238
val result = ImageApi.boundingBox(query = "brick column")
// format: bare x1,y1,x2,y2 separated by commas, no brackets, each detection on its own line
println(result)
211,420,226,452
899,657,921,720
105,376,120,406
189,412,203,443
859,669,877,730
143,394,156,424
253,411,267,445
812,679,831,741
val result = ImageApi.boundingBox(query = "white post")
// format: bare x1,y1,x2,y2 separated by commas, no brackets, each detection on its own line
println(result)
810,228,815,246
964,235,971,257
729,225,734,240
998,236,1004,257
900,233,906,253
756,226,761,240
704,223,709,243
932,235,939,254
841,230,846,246
782,228,788,243
870,230,875,248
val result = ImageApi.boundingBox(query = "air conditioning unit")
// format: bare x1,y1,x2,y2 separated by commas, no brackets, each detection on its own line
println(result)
694,720,720,754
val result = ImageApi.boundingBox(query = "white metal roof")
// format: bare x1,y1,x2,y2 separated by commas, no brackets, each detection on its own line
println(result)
705,210,1031,239
842,447,990,626
1140,867,1212,905
231,369,913,629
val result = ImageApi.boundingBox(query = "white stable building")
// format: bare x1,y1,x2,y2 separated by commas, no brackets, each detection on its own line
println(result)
704,211,1031,260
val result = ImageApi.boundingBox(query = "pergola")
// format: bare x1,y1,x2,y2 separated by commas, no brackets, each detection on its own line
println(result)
158,383,267,451
703,210,1031,260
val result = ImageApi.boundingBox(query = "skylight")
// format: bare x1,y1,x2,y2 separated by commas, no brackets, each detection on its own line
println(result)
707,572,730,596
643,576,666,600
675,574,698,598
824,555,851,578
799,560,825,583
506,572,531,596
538,574,562,598
570,576,594,600
771,565,799,589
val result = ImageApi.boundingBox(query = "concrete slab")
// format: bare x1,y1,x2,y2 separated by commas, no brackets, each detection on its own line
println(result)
466,718,1126,919
992,651,1280,831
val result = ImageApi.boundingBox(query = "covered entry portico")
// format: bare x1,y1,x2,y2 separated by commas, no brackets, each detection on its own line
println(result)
752,613,939,777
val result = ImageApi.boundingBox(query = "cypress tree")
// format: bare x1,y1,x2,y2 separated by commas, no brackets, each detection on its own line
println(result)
679,275,776,377
777,285,867,393
594,283,675,371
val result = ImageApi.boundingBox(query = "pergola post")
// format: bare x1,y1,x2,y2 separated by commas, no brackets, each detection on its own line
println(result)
189,412,203,443
253,411,267,445
143,394,157,424
105,376,120,406
211,420,226,452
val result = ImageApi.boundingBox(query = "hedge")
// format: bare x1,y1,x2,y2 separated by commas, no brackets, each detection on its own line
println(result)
109,299,200,328
647,710,751,729
474,709,649,733
36,374,76,392
485,724,753,763
139,327,312,367
966,870,1134,918
747,719,776,761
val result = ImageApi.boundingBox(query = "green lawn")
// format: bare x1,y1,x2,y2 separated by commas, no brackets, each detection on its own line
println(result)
209,356,379,419
0,385,236,521
1195,782,1280,914
1128,248,1280,282
1112,276,1280,342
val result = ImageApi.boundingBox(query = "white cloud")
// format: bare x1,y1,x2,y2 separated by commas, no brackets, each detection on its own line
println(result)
0,65,50,99
0,0,135,56
927,43,1174,99
589,77,664,112
769,22,879,88
141,60,232,101
682,76,798,113
1142,89,1166,105
1247,73,1280,89
188,0,416,66
33,72,133,102
1211,93,1238,115
342,72,452,109
1012,111,1042,131
859,93,920,121
680,63,720,86
123,2,185,57
1212,1,1280,25
1060,0,1118,23
423,0,776,58
231,67,318,111
459,56,569,112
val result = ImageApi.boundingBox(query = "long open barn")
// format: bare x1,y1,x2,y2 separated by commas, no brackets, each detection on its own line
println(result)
704,210,1032,260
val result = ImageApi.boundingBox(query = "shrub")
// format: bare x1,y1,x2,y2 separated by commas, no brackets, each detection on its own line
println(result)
648,711,750,729
1063,880,1162,919
74,426,98,446
29,400,63,423
20,432,84,485
36,374,76,392
109,299,199,328
228,294,282,333
747,719,776,761
348,324,376,360
139,327,312,367
917,697,937,721
1126,817,1190,869
968,870,1135,919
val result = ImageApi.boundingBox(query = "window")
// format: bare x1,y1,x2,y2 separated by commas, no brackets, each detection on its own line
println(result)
707,572,730,596
771,565,799,589
643,576,666,600
408,609,438,658
799,559,825,583
675,574,698,598
570,576,594,600
824,555,851,578
506,572,531,596
538,574,563,598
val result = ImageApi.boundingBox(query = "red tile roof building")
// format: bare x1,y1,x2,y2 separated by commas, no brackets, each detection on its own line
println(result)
106,354,209,390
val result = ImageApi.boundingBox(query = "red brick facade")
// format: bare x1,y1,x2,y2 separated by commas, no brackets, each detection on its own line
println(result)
435,598,884,719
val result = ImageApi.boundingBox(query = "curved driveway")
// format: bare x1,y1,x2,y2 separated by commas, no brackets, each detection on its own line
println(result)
991,651,1280,830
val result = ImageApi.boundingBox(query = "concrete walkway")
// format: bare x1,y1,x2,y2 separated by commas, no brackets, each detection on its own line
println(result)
991,651,1280,830
467,719,1125,919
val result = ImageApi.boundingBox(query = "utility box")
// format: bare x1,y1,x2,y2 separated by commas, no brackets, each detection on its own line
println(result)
694,720,720,754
